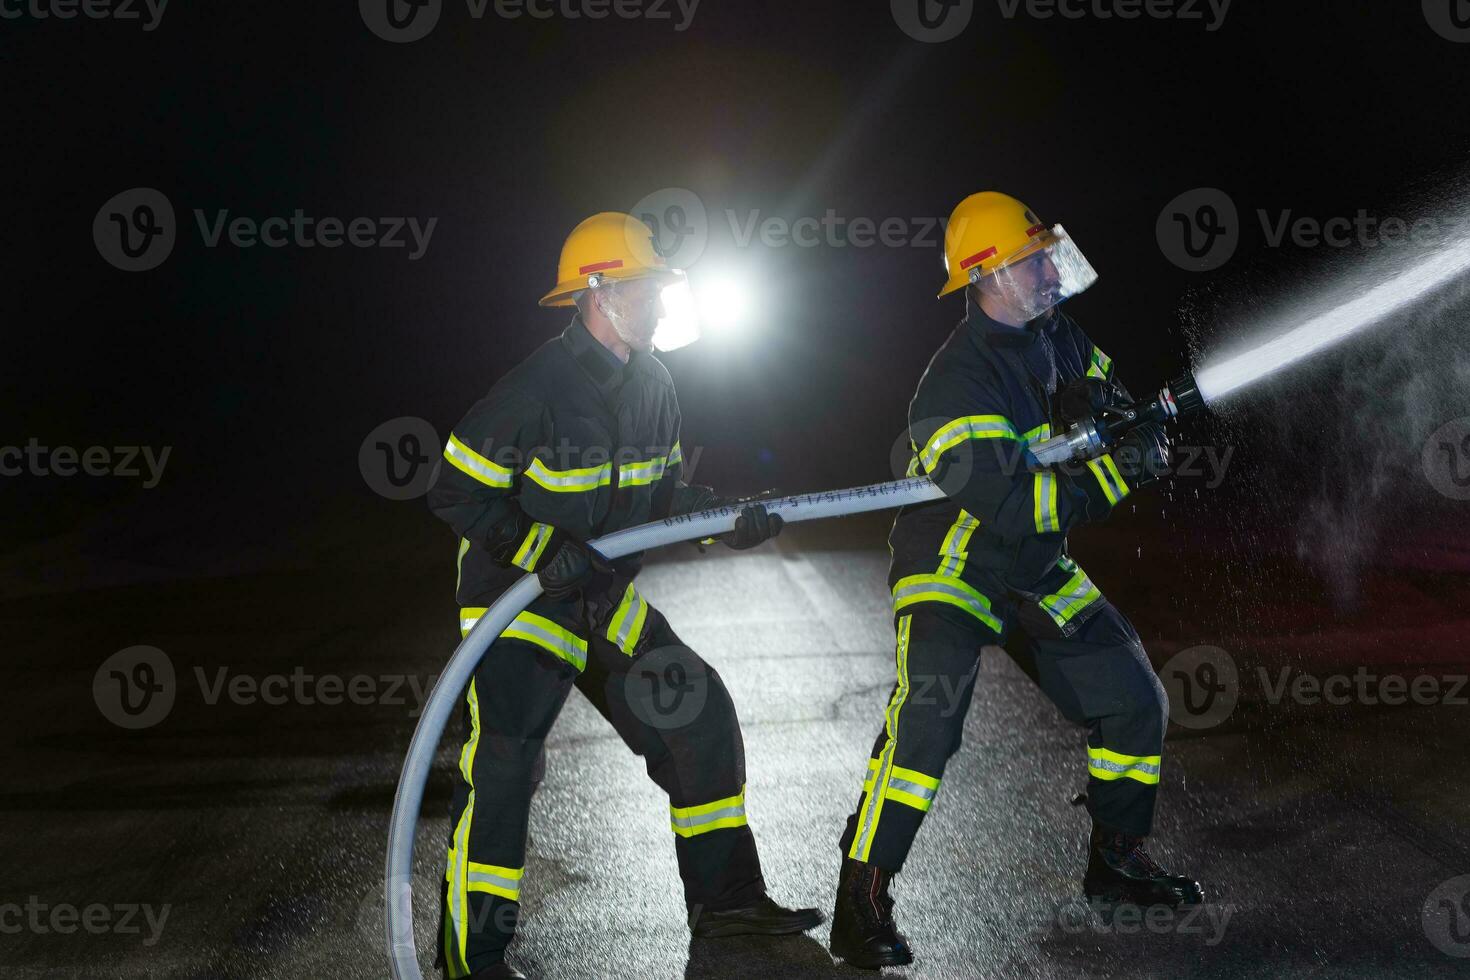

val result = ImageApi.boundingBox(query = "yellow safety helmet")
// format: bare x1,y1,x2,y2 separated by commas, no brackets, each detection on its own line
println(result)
539,211,685,308
938,191,1057,299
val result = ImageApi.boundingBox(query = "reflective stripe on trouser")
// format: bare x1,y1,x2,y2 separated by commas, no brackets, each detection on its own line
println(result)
460,608,588,671
1037,557,1104,637
440,597,765,975
604,582,651,656
839,600,1167,870
670,786,749,837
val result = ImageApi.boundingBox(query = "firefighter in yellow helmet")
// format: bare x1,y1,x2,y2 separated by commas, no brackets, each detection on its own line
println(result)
429,212,820,980
828,192,1202,970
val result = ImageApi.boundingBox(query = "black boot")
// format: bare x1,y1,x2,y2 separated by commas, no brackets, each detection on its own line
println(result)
1083,824,1204,910
689,894,824,938
829,858,913,970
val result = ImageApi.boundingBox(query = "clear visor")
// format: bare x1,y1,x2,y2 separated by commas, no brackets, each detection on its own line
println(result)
653,279,703,352
973,224,1098,321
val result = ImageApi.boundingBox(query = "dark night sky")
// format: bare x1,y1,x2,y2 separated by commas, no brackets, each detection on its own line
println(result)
6,2,1470,571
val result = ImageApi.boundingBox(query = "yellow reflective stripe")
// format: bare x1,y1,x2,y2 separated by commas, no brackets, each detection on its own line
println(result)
524,456,612,493
885,764,941,812
919,415,1020,473
1087,346,1114,380
1021,422,1052,445
670,786,748,837
444,433,513,488
1040,566,1102,628
455,537,470,593
458,680,480,784
605,583,650,656
850,616,912,861
444,670,483,975
1087,746,1161,784
668,440,683,467
459,607,488,638
510,522,554,571
937,510,980,577
891,574,1002,634
1086,453,1130,506
466,862,523,901
1033,472,1060,533
501,612,588,671
620,454,670,487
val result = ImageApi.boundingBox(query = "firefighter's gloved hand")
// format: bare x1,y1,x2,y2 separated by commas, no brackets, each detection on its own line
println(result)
1056,377,1110,427
537,537,614,601
1114,421,1171,488
723,503,783,550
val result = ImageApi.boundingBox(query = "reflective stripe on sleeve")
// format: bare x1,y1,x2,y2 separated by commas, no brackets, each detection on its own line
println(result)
619,454,669,488
1033,471,1061,533
444,433,513,488
510,522,554,571
524,457,613,493
919,415,1020,473
1085,453,1130,506
1087,346,1114,380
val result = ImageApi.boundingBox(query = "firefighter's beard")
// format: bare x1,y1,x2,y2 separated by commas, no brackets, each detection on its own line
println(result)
602,292,658,353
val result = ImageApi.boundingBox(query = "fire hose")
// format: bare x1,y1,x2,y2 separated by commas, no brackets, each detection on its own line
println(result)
384,375,1205,977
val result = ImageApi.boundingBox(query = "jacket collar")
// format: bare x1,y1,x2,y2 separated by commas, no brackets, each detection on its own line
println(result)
964,297,1058,352
561,315,628,400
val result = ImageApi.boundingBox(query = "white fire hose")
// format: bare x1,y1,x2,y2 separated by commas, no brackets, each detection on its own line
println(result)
385,476,947,978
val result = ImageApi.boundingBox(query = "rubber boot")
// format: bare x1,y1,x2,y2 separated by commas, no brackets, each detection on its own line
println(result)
468,962,526,980
829,858,913,970
1083,824,1204,912
688,894,824,938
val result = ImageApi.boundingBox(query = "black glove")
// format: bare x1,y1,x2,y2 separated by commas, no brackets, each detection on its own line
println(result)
1113,421,1171,489
1056,378,1109,428
724,503,784,550
536,537,614,601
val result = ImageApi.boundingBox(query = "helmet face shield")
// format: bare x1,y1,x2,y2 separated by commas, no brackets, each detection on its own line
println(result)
973,224,1098,321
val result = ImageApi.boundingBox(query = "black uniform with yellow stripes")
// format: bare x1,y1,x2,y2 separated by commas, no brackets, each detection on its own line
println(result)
839,304,1169,873
428,317,764,978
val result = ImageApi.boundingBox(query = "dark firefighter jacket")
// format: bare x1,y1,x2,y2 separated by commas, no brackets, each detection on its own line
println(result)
428,317,701,655
888,303,1134,638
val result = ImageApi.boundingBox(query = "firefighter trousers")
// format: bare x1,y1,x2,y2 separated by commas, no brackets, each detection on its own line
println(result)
437,595,765,977
839,597,1167,873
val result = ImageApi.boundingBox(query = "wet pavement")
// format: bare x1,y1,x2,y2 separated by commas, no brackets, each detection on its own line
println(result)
5,511,1470,979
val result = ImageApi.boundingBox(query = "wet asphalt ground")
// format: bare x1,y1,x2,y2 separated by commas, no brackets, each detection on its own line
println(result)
5,508,1470,979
